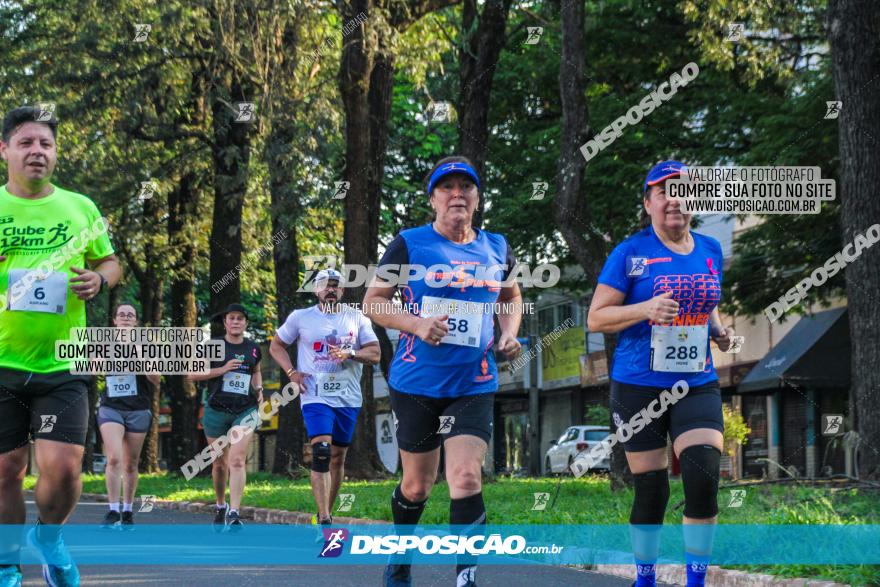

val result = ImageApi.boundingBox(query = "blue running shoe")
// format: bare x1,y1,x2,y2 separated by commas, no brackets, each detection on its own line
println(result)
26,526,80,587
0,566,21,587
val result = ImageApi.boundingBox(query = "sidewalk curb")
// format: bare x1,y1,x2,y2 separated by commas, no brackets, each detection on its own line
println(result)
584,564,850,587
67,492,850,586
73,491,385,526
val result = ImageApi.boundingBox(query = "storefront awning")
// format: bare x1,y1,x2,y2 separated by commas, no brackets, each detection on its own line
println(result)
737,307,849,393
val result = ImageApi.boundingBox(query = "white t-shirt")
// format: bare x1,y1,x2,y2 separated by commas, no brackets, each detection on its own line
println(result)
275,304,379,408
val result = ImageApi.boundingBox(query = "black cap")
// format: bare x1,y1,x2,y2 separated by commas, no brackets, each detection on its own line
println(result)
212,303,249,321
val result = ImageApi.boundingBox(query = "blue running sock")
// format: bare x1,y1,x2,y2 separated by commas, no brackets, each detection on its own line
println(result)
634,557,656,586
685,551,711,586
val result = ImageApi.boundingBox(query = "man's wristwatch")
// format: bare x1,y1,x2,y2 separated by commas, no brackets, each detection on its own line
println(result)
347,348,356,359
98,274,108,293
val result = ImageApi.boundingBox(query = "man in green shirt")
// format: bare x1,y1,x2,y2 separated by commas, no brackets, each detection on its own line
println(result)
0,106,121,587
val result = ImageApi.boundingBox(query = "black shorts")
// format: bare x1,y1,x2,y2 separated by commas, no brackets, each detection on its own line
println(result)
389,388,494,453
0,368,91,453
609,379,723,452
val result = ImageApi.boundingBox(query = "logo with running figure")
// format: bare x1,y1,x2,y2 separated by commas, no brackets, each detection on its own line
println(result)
437,416,455,434
531,493,550,511
822,414,844,435
38,415,56,433
524,27,544,45
133,23,152,42
824,101,842,120
337,494,355,512
234,102,255,123
36,103,56,122
139,495,156,513
333,181,349,200
727,489,746,508
318,528,349,558
627,257,647,277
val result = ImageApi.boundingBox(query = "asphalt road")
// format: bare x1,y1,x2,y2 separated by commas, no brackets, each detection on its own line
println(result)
20,499,669,587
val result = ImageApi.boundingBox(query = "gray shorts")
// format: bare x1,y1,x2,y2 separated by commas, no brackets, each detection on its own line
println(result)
97,406,152,433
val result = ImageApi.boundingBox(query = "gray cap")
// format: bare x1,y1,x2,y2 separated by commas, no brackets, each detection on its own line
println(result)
314,268,343,288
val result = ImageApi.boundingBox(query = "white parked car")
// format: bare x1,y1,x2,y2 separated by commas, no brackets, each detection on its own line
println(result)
544,425,611,475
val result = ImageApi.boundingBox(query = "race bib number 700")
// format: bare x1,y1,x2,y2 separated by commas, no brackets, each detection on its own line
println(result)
106,374,137,397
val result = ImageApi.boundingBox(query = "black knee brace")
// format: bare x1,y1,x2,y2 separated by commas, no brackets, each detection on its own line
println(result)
679,444,721,519
311,441,331,473
630,468,670,525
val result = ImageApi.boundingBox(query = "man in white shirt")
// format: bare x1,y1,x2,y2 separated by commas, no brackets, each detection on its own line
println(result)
269,269,380,525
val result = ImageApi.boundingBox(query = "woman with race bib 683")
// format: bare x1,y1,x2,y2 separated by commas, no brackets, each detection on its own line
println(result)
587,161,736,587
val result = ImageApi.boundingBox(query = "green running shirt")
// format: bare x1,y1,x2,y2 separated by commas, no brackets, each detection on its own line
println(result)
0,184,115,373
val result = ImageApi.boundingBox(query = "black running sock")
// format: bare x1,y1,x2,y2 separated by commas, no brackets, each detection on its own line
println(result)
450,492,486,582
390,484,428,567
391,484,427,527
36,519,61,544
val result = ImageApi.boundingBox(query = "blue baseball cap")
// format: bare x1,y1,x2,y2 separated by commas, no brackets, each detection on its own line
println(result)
427,161,481,194
644,160,688,193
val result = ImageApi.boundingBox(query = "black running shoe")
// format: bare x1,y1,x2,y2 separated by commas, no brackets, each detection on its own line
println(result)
212,504,228,532
383,563,412,587
121,511,134,529
100,510,121,529
226,510,243,532
314,514,333,543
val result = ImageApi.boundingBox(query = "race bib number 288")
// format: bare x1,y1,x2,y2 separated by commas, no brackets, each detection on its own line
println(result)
650,324,708,373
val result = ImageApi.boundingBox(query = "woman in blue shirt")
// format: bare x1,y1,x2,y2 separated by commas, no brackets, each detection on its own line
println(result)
588,160,736,587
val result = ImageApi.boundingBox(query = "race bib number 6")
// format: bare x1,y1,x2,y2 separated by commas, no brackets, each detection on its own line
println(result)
420,296,483,348
650,324,708,373
7,269,67,314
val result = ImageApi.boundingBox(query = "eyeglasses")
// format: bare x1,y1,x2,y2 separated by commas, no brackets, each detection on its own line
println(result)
116,313,136,319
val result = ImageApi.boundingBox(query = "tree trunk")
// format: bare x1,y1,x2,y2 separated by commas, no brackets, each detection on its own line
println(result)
337,0,462,478
458,0,513,228
339,0,386,479
267,120,307,475
167,173,202,474
828,0,880,479
208,76,252,327
139,195,164,472
554,0,631,489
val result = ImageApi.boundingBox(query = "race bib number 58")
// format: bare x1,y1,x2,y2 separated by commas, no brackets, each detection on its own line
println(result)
420,296,483,348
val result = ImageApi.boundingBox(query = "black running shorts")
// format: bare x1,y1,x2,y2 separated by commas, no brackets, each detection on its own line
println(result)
0,367,91,453
609,379,724,452
389,388,494,453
